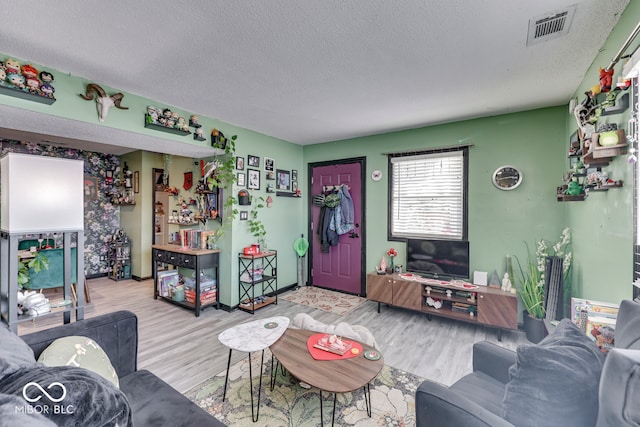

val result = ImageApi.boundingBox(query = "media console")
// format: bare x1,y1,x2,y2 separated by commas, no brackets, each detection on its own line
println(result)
367,272,518,340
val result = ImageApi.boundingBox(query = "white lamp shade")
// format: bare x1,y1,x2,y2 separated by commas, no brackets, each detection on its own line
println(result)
1,153,84,233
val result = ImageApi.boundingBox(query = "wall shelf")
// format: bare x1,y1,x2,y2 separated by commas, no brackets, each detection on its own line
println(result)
144,120,191,136
0,85,56,105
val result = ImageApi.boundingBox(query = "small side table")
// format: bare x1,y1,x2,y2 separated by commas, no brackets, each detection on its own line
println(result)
218,315,289,422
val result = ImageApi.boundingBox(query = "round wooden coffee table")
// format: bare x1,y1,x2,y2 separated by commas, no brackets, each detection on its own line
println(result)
270,328,384,426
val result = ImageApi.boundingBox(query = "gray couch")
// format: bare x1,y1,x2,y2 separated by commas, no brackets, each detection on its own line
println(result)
416,299,640,427
0,310,224,427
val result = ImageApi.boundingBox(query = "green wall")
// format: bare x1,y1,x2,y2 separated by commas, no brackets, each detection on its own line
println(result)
566,1,639,304
0,53,304,307
304,107,567,283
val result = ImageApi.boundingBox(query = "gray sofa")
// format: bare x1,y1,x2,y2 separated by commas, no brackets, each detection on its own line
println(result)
0,310,224,427
416,299,640,427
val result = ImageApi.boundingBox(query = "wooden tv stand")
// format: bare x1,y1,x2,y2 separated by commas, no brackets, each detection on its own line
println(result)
367,273,518,339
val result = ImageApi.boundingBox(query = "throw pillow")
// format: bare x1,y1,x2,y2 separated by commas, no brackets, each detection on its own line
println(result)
502,319,606,427
0,365,131,427
37,336,119,388
614,299,640,350
0,323,38,381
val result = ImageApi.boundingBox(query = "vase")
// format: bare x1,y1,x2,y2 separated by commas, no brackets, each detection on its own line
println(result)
522,310,547,343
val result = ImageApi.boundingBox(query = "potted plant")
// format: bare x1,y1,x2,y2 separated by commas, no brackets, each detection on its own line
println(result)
248,196,267,249
18,251,49,289
514,243,547,343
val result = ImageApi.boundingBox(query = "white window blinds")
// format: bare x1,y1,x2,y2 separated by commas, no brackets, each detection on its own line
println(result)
390,150,465,240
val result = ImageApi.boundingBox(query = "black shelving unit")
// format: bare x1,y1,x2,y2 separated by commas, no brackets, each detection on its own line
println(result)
238,250,278,314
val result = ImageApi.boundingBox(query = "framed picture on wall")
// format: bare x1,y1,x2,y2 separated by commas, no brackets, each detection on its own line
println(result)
237,172,246,187
248,169,260,190
240,211,248,220
292,169,298,182
248,155,260,168
236,156,245,170
84,175,98,200
264,157,274,171
134,171,140,193
276,169,291,190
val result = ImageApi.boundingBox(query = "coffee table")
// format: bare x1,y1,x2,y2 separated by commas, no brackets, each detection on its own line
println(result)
218,315,289,422
270,328,384,426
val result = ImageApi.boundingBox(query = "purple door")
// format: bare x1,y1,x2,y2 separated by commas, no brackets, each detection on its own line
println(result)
310,162,363,295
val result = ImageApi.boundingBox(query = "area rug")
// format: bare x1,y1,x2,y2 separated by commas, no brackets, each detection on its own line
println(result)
185,350,423,426
280,286,367,316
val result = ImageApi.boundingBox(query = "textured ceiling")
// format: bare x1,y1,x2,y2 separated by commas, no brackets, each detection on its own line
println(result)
0,0,631,150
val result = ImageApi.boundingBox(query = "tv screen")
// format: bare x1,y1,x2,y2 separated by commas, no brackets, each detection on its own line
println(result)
406,239,470,280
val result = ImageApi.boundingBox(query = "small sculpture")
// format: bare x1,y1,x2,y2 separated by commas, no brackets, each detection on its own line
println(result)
146,106,158,123
189,115,201,128
501,273,512,293
80,83,128,122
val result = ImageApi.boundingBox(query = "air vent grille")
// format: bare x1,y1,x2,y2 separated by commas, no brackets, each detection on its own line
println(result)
527,5,576,46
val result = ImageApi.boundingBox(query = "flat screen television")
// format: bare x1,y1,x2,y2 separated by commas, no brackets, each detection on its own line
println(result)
406,238,470,280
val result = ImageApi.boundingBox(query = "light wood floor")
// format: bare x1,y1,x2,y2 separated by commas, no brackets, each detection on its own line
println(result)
18,277,529,394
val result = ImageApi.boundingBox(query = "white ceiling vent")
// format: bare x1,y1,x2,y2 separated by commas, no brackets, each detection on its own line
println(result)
527,5,577,46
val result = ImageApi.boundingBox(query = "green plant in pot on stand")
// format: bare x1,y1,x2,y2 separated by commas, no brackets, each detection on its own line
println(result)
248,196,267,250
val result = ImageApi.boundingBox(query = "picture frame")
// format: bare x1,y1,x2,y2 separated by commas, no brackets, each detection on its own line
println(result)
247,169,260,190
264,157,275,171
240,211,248,221
154,168,165,191
292,169,298,182
105,169,114,185
236,156,245,170
237,172,246,187
292,181,298,192
248,155,260,168
84,175,98,201
133,171,140,193
276,169,291,191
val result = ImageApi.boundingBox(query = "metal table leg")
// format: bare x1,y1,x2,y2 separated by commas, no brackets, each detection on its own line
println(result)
318,390,338,426
248,350,265,422
363,383,372,417
222,348,232,401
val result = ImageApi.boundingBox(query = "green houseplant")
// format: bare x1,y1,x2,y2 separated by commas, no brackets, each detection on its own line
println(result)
18,252,49,289
515,228,572,343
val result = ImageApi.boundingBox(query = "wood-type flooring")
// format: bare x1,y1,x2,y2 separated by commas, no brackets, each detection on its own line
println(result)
18,277,529,394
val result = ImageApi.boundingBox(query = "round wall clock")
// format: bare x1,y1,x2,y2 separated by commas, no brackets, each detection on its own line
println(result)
371,169,382,181
492,166,522,190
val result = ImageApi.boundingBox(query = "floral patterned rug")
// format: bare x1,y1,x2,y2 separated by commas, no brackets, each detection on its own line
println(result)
280,286,367,316
185,349,423,426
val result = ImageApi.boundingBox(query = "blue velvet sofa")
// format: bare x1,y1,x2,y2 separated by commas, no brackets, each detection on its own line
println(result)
416,299,640,427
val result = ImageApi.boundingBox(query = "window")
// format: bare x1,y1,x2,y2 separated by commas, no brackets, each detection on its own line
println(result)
389,147,468,240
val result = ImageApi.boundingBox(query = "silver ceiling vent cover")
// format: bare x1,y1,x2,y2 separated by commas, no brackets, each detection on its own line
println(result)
527,5,577,46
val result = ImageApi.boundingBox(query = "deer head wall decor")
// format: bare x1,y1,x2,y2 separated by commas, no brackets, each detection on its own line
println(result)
79,83,128,122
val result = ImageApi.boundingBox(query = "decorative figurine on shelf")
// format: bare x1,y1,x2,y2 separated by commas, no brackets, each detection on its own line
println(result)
177,116,188,131
40,83,55,98
0,67,6,84
564,179,583,196
162,108,172,126
194,127,205,141
189,115,201,128
20,64,38,81
7,73,25,90
599,67,614,93
4,58,20,75
501,273,512,293
25,76,40,94
146,106,158,124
